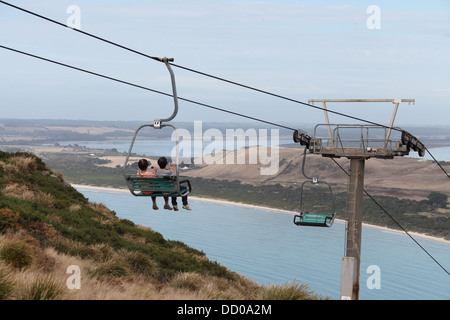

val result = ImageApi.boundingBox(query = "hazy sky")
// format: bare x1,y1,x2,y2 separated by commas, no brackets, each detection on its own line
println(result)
1,0,449,128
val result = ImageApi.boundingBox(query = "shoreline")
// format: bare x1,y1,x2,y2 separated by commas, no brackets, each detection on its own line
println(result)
72,184,450,245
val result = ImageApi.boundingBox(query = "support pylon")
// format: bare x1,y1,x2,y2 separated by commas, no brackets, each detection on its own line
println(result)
340,158,365,300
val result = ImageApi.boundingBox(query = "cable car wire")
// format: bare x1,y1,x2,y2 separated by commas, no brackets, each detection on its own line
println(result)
1,43,448,278
0,0,164,63
425,146,450,180
0,0,411,131
0,45,295,131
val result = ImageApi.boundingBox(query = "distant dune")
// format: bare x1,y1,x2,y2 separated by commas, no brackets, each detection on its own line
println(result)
182,147,450,201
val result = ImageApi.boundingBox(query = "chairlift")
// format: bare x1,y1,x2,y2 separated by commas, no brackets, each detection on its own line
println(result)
293,179,336,227
122,58,192,198
293,147,336,227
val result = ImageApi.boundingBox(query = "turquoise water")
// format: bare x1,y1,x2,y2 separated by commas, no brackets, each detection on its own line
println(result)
78,188,450,300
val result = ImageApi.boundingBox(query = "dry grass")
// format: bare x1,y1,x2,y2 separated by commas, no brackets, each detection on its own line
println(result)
0,217,318,300
0,236,34,270
0,156,37,175
169,271,260,300
69,204,82,212
0,261,15,299
257,281,325,300
0,220,321,300
0,161,16,176
0,233,221,299
15,274,63,300
0,232,265,300
9,156,37,173
2,183,54,207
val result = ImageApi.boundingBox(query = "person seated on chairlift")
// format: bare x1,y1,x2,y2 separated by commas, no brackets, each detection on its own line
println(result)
137,159,172,211
156,157,191,211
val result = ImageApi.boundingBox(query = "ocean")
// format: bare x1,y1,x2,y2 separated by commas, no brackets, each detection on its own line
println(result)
77,187,450,300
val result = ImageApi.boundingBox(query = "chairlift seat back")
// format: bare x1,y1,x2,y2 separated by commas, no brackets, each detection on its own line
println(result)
125,175,191,197
293,212,335,227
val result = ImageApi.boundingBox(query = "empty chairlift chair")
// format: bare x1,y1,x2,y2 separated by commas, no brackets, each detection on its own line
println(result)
293,179,336,227
293,147,337,227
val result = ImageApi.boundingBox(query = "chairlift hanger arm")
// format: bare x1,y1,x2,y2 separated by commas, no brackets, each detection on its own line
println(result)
155,57,179,125
122,122,178,177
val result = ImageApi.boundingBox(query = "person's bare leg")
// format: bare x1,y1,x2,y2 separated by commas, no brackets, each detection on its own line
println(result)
152,197,158,210
163,197,172,210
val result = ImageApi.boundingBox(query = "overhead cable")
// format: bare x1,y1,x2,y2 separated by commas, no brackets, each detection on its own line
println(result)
0,0,403,131
0,0,164,62
0,45,295,131
2,0,449,180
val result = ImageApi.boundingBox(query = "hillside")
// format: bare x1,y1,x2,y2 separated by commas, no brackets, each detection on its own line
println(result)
0,151,323,300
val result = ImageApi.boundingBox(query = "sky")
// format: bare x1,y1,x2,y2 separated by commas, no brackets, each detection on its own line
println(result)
1,0,449,128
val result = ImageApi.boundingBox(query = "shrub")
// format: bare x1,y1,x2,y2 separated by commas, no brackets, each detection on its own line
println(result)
90,243,115,262
122,250,159,277
9,156,37,173
0,262,15,299
20,275,62,300
2,183,35,202
49,236,94,259
69,204,82,212
257,281,322,300
1,183,54,207
0,238,34,270
0,208,21,231
28,220,59,240
428,191,448,208
88,202,111,216
170,272,205,291
91,258,130,278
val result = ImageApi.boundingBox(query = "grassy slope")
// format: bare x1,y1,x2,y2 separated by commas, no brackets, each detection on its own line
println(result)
0,151,323,300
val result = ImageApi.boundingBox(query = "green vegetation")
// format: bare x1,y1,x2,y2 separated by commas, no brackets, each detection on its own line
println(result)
20,275,63,300
427,191,449,208
0,238,34,270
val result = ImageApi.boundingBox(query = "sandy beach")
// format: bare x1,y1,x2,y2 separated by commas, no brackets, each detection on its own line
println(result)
72,183,450,245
